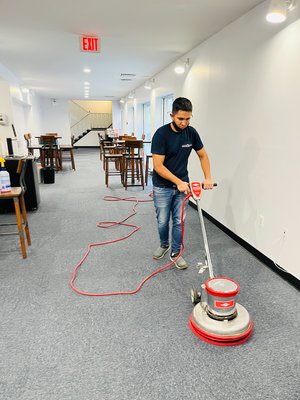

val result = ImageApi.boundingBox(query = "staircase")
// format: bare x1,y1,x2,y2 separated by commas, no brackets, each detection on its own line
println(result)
70,101,113,146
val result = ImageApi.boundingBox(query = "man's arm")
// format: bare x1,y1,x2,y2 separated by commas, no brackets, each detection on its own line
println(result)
196,148,214,189
152,154,190,193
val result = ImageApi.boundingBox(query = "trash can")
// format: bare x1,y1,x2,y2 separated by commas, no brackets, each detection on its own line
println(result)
41,167,55,184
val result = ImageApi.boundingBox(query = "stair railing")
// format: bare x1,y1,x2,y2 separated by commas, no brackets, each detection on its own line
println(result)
71,113,112,141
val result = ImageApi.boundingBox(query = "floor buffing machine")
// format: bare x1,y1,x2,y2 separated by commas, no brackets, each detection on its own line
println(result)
188,182,253,346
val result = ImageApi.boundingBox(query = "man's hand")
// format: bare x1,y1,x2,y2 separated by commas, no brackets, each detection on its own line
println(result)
202,178,214,190
177,181,190,194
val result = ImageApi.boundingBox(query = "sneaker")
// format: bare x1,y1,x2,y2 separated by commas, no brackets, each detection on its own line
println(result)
170,252,188,270
153,245,170,260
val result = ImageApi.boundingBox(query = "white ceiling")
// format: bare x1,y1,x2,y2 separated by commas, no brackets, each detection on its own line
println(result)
0,0,265,101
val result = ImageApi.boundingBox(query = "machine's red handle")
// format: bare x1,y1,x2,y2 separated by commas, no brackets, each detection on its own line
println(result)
190,182,217,200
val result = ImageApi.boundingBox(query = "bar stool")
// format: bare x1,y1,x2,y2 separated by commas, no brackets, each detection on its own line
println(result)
123,140,144,190
40,135,61,171
0,160,31,258
104,151,124,187
145,154,152,186
59,144,76,170
102,142,116,170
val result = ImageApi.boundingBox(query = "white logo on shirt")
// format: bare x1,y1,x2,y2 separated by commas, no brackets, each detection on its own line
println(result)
182,144,192,148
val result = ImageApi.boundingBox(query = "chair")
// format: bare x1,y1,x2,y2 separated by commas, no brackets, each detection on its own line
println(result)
145,154,152,186
24,133,43,159
123,140,144,190
0,159,31,258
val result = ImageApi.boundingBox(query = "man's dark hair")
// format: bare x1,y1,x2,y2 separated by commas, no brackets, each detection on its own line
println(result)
172,97,193,114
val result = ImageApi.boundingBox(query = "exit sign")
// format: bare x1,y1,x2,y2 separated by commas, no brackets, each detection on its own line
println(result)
80,35,100,53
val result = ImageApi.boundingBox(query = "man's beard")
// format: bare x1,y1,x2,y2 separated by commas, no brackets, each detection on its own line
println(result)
171,121,185,132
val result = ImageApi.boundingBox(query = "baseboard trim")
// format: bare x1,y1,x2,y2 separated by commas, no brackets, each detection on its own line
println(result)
189,201,299,290
73,146,99,149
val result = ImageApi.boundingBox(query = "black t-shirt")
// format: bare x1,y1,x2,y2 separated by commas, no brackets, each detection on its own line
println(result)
151,123,203,188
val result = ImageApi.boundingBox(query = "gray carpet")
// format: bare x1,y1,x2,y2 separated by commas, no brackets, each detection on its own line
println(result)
0,148,299,400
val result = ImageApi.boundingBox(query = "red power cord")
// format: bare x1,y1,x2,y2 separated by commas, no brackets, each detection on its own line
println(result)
70,192,192,296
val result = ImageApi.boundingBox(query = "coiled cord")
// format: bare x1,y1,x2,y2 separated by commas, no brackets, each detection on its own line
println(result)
70,192,191,297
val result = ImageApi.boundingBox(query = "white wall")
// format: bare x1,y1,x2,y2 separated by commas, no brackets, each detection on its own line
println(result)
0,80,15,154
0,64,44,153
122,1,300,279
112,100,122,132
40,99,72,144
75,130,101,147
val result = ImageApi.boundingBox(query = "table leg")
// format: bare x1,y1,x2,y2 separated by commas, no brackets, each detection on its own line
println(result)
13,198,27,258
20,194,31,246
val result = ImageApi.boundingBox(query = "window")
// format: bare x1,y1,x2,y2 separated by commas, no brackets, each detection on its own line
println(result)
127,106,134,134
143,102,151,141
162,95,173,124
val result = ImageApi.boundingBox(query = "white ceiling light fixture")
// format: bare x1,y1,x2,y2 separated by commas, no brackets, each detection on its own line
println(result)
83,67,91,73
266,0,295,23
174,58,189,74
120,98,125,104
144,78,155,90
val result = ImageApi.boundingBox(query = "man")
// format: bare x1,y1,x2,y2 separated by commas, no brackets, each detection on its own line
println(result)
151,97,213,269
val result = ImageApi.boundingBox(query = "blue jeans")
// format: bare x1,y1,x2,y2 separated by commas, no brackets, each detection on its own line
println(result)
153,186,187,254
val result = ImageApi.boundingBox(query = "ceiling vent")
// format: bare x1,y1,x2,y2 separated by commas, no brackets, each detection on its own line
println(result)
120,73,136,77
120,73,136,81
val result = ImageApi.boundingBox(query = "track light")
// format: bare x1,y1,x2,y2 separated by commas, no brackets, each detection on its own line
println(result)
174,58,189,74
144,78,155,90
21,87,29,94
120,98,125,104
266,0,295,23
127,91,135,99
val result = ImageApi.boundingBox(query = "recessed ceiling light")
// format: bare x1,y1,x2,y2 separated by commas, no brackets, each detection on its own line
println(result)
84,81,90,85
83,68,91,73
